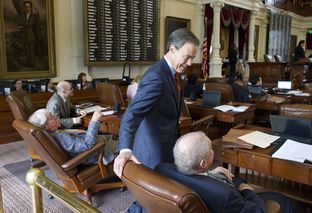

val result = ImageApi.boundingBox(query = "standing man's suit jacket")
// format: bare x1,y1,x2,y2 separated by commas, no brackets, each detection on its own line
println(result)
156,164,266,213
118,57,182,169
46,92,79,128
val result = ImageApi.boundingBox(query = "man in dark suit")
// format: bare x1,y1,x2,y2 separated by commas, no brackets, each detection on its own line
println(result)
156,131,294,213
113,28,200,177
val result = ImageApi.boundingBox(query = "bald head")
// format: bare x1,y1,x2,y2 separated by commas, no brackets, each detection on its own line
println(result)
56,81,73,98
173,131,213,175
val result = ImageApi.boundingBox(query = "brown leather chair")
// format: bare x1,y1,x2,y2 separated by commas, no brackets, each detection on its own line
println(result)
12,119,124,204
121,161,209,213
205,82,234,104
96,83,126,108
181,100,214,135
122,161,281,213
6,90,40,160
279,104,312,121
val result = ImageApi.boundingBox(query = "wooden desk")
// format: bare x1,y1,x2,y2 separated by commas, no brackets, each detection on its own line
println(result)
186,101,255,139
213,125,312,204
252,96,290,126
82,114,192,136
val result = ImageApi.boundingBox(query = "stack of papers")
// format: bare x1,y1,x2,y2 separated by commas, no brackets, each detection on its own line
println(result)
272,139,312,163
238,131,280,148
213,105,248,112
82,105,108,114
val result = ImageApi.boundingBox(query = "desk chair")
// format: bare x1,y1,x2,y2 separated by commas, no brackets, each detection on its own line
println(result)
122,161,281,213
205,82,234,104
121,161,209,213
274,55,284,63
6,90,40,161
264,54,274,62
96,83,126,108
12,119,124,204
181,100,214,135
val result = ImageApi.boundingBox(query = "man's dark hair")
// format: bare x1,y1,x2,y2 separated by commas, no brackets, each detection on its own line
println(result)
166,28,199,52
298,40,305,47
250,75,260,85
23,1,33,7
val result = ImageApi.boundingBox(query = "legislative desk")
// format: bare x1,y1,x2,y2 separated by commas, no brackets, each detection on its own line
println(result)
186,100,255,139
0,89,99,144
82,112,192,136
289,60,312,89
213,125,312,204
251,96,291,125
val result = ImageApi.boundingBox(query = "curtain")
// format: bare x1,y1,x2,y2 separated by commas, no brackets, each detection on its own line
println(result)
268,12,292,61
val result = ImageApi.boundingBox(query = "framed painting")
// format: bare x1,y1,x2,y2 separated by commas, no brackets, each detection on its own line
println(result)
0,0,56,79
165,16,191,50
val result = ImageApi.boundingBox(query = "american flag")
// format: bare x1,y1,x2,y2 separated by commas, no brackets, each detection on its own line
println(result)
201,18,208,79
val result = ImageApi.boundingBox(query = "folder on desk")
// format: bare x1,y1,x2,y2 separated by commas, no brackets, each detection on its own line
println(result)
222,129,255,149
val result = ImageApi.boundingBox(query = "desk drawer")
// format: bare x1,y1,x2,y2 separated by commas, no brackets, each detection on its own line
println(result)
213,148,237,165
272,159,311,185
238,152,271,174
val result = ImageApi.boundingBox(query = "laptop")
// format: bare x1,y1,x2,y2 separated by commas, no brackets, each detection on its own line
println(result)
269,115,312,145
202,90,221,108
276,81,292,92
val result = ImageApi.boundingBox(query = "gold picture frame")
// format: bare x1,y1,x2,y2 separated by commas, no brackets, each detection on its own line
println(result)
165,16,191,50
0,0,56,79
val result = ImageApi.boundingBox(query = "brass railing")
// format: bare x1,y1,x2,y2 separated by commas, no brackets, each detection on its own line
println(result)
0,182,3,213
26,168,101,213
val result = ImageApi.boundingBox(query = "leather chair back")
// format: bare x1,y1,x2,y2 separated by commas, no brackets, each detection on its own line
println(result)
6,90,36,120
274,55,283,63
13,119,76,177
122,161,209,213
264,54,274,62
96,83,125,107
280,104,312,121
205,82,233,104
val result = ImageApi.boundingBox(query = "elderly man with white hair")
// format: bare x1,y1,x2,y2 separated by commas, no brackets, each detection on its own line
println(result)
156,131,294,213
28,109,114,165
46,81,86,128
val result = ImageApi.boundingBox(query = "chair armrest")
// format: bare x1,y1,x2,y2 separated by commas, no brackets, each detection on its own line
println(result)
191,115,214,128
61,142,105,171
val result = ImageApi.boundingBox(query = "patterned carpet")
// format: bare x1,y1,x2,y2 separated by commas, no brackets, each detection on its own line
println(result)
0,141,135,213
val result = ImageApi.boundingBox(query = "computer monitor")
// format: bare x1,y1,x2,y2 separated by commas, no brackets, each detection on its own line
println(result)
202,90,221,108
277,81,292,90
270,115,312,139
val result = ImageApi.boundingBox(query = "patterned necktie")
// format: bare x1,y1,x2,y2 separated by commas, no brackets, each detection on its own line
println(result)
174,73,181,99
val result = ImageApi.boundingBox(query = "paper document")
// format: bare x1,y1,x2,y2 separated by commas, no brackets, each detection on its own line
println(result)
272,139,312,163
238,131,280,148
213,105,248,112
286,90,302,95
82,105,108,114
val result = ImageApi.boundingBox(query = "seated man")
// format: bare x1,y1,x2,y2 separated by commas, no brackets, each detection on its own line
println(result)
156,131,294,213
46,81,86,129
28,109,114,165
248,75,263,98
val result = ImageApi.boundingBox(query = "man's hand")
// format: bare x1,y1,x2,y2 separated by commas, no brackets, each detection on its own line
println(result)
91,111,102,121
113,151,140,178
74,116,83,124
238,183,254,191
79,110,87,116
210,166,234,181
